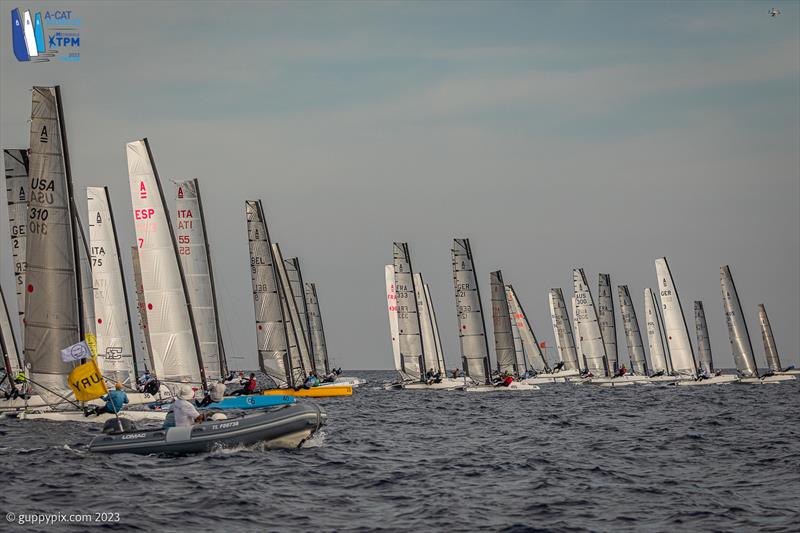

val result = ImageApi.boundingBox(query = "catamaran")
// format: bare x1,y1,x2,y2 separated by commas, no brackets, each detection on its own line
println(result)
758,303,800,377
674,300,738,385
617,285,650,379
643,287,677,383
452,239,536,392
720,265,795,384
653,258,699,383
548,288,582,381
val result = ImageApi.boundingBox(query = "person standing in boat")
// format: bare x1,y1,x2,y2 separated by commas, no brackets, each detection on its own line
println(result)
86,383,129,416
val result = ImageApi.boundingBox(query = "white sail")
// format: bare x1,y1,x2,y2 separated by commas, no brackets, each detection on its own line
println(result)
757,304,782,373
1,286,22,375
491,271,517,374
246,200,291,387
25,87,83,399
508,294,527,372
127,139,203,385
415,272,441,374
174,179,225,379
424,283,447,374
384,265,402,374
597,274,618,373
3,149,29,341
87,186,137,384
394,243,424,381
720,265,758,377
549,288,580,371
131,245,154,372
451,238,491,384
617,285,648,375
573,269,608,377
694,301,714,374
305,282,330,375
285,258,315,371
655,258,697,377
572,296,586,371
505,285,550,372
644,288,670,374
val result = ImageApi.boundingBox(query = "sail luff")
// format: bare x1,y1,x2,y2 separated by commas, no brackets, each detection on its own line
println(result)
451,238,491,384
757,304,782,373
720,265,758,377
305,282,329,375
424,283,447,374
505,285,550,372
491,271,517,374
393,243,425,381
617,285,648,375
694,300,714,374
384,265,402,375
415,272,440,374
87,186,137,384
573,269,609,377
655,258,697,377
549,288,580,371
3,149,29,341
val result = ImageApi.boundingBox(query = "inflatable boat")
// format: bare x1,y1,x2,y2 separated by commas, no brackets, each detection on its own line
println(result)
88,403,326,455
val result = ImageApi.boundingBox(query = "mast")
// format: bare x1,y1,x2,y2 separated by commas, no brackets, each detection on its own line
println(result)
393,242,426,382
549,288,580,371
720,265,758,377
3,149,29,341
617,285,648,375
655,258,697,377
597,274,617,373
305,282,330,374
505,285,550,372
491,271,518,374
757,304,782,373
694,301,714,374
451,238,491,384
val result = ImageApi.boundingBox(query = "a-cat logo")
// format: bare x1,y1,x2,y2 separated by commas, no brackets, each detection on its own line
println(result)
11,7,80,63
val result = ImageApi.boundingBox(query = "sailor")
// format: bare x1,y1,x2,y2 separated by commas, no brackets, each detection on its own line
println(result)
425,368,436,385
553,361,565,372
232,373,258,395
323,371,336,383
86,383,129,416
197,378,227,407
451,368,460,379
302,372,319,389
499,372,514,387
172,386,205,427
697,368,710,381
138,370,159,395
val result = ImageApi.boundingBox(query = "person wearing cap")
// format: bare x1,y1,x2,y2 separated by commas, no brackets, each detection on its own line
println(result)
197,378,227,407
86,383,129,416
171,386,205,427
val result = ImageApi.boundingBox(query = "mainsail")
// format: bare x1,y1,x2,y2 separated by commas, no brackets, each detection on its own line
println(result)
694,301,714,374
305,282,330,375
272,243,313,382
572,296,586,371
3,149,29,338
25,86,83,398
720,265,758,377
505,285,550,372
415,272,441,374
424,283,447,374
174,179,226,379
451,238,491,384
549,288,580,371
384,265,402,375
573,269,608,377
644,287,670,374
757,303,782,373
246,200,291,387
1,286,22,375
491,271,517,374
617,285,648,375
393,243,424,381
127,139,204,386
131,245,154,372
87,186,137,384
508,296,527,372
597,274,618,373
285,258,313,369
655,258,697,377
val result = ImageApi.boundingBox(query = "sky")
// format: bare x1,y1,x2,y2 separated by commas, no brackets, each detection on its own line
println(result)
0,1,798,371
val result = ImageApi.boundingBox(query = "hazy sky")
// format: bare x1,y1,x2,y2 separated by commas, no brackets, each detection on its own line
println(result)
1,1,798,371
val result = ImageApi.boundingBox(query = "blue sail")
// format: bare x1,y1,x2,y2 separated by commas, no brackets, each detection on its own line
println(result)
34,12,45,53
11,9,30,61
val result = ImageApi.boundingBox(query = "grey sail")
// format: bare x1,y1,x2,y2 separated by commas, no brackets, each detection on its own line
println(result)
285,258,313,370
25,86,84,398
655,258,696,377
573,269,608,377
424,283,447,374
694,301,714,374
548,288,580,371
394,242,424,381
505,285,550,372
644,287,671,374
1,286,22,375
415,272,441,374
572,296,586,371
618,285,648,375
597,274,618,374
508,294,527,372
305,282,329,375
757,304,782,373
131,245,154,373
451,239,491,384
272,243,313,382
246,200,291,387
3,149,29,340
720,265,758,377
490,271,517,374
174,179,226,379
75,213,97,340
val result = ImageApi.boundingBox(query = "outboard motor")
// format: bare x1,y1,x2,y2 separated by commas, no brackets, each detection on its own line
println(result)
102,417,137,435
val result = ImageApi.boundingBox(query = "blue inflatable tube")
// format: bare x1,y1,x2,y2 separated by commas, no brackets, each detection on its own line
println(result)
208,395,296,410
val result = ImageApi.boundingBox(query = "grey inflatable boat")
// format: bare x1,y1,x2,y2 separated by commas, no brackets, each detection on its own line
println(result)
88,403,326,455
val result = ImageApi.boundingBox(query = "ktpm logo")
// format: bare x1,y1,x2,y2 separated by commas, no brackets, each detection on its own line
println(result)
10,7,80,62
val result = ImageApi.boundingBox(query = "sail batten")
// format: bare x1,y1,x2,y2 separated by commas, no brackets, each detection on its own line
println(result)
655,258,696,377
573,269,608,377
451,239,491,384
394,243,424,381
549,288,580,371
720,265,758,377
758,304,782,373
618,285,648,375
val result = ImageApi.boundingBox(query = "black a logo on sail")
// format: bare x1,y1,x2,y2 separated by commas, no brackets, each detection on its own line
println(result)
40,125,48,143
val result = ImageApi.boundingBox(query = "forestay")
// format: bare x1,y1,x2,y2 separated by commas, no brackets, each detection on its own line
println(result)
87,186,137,384
757,304,782,373
573,269,608,377
694,301,714,374
305,282,330,375
174,179,226,379
644,288,670,374
393,243,424,381
655,258,697,377
549,288,580,371
505,285,550,372
491,271,517,374
3,149,29,339
617,285,648,375
451,239,491,384
597,274,618,373
720,265,758,377
127,139,204,386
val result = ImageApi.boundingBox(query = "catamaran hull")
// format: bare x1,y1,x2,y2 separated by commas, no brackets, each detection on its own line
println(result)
10,410,168,424
774,369,800,376
463,383,540,392
88,404,326,455
739,375,797,385
330,376,366,387
676,375,739,386
520,376,568,385
0,387,172,413
399,378,468,390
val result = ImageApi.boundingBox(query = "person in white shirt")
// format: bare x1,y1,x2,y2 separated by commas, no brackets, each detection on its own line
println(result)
171,386,205,427
197,378,227,407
